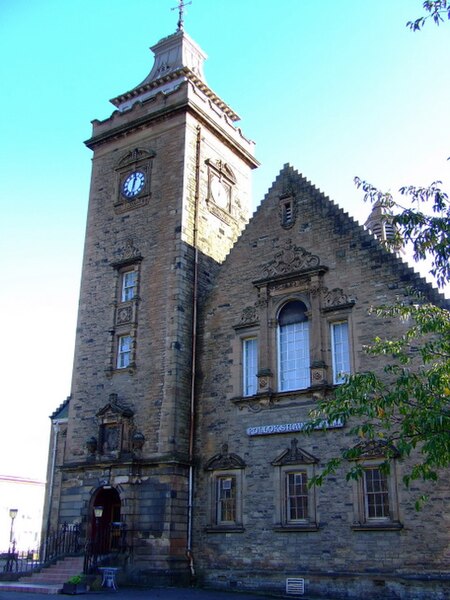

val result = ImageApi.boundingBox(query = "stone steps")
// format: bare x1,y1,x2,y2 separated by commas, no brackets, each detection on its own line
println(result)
0,556,85,594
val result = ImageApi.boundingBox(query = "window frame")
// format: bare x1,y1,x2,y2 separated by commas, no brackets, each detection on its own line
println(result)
120,269,138,303
216,474,237,525
207,468,244,532
352,458,402,531
275,464,318,530
272,440,319,532
330,320,351,385
363,466,390,520
277,300,311,392
116,334,132,369
285,469,309,523
242,337,258,397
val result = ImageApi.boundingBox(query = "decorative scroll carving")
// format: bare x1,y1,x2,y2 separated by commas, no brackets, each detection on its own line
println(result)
310,280,322,297
205,443,246,470
116,305,133,325
322,287,355,309
272,438,318,466
115,239,141,262
239,305,259,326
261,239,320,278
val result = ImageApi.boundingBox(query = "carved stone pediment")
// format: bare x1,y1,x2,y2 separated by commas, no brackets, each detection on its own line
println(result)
96,393,134,419
234,305,259,328
205,443,246,471
260,239,321,279
111,238,142,266
272,438,318,466
205,159,236,183
117,147,156,168
94,394,134,457
352,440,399,459
322,287,355,310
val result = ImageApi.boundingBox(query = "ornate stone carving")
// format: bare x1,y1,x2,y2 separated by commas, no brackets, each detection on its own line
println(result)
96,394,134,456
239,305,258,325
272,438,318,466
86,437,97,455
270,280,305,293
309,280,322,297
322,287,355,309
116,239,141,262
205,443,246,470
117,147,155,168
261,239,320,278
205,159,237,184
116,305,133,325
132,431,145,451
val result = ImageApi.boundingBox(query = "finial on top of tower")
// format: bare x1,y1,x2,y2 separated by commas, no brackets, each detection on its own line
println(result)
172,0,192,31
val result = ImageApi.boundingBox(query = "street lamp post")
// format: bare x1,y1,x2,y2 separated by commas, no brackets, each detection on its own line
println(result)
9,508,18,544
5,509,18,573
93,506,103,567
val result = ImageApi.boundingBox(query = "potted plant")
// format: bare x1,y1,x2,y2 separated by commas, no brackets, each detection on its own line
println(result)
61,574,88,595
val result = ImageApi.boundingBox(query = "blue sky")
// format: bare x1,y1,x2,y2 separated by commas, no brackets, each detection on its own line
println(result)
0,0,449,481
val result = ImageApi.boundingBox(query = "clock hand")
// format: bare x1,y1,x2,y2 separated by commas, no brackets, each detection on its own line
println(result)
133,174,141,192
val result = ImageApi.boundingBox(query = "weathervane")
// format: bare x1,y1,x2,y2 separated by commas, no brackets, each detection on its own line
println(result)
171,0,192,31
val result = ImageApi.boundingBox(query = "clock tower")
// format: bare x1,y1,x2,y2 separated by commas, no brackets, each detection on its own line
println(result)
45,23,258,584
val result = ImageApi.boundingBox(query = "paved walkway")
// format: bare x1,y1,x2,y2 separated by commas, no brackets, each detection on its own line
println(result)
0,588,276,600
0,585,338,600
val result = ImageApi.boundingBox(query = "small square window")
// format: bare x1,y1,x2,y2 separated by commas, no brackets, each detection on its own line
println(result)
117,335,132,369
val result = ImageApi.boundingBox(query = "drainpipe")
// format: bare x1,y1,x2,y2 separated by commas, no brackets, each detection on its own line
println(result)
46,420,60,532
186,125,202,575
43,418,61,561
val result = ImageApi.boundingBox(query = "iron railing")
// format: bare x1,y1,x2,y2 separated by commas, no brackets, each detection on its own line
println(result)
1,522,131,579
83,522,130,574
41,522,82,564
0,522,81,578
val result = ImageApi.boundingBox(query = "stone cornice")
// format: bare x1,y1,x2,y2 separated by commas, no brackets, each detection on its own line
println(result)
59,454,191,471
110,67,240,121
85,85,259,169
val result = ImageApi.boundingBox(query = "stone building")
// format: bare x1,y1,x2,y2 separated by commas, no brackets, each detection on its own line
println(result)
43,18,449,600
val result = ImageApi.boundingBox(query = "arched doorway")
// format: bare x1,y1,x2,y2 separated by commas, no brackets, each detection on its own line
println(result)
90,487,122,553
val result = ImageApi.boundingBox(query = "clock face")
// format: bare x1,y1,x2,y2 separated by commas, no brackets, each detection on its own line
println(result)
122,171,145,198
211,177,230,209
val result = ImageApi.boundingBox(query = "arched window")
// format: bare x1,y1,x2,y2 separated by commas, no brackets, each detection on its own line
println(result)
278,301,310,391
